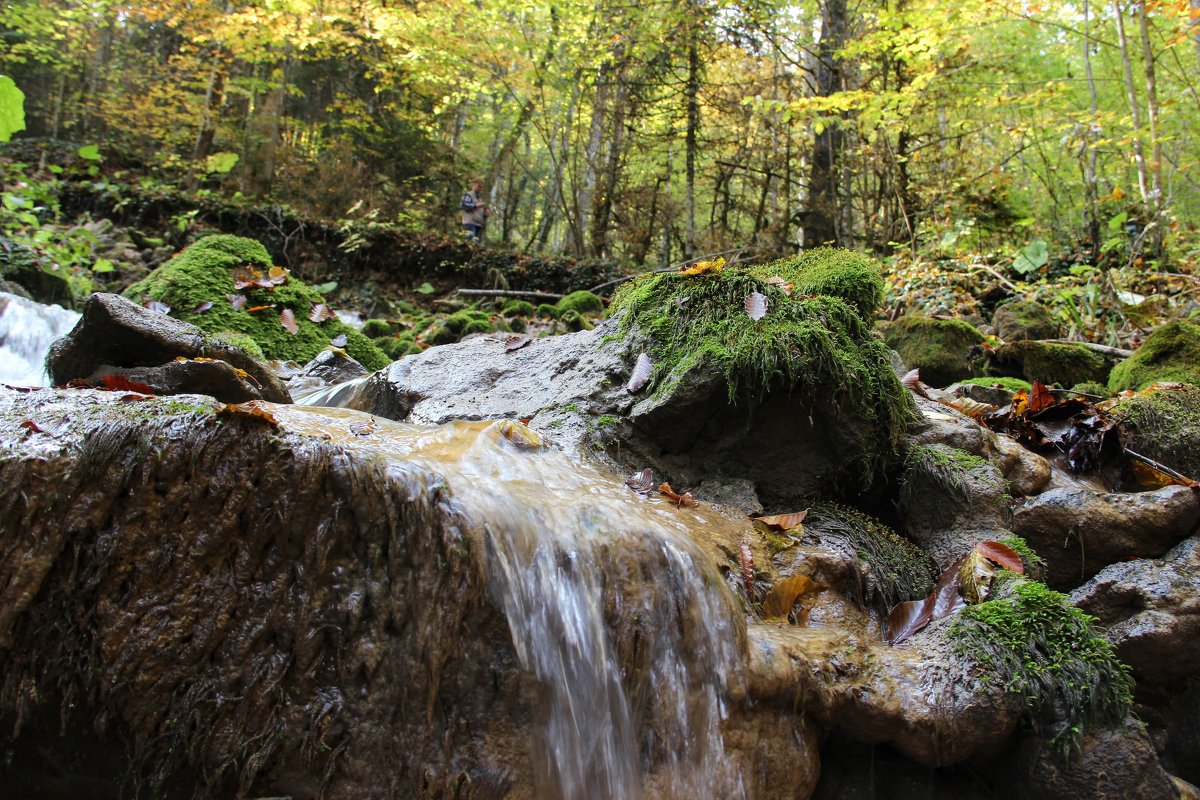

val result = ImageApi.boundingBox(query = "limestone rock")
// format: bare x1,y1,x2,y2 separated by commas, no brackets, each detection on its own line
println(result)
991,433,1052,497
47,292,291,403
1011,485,1200,588
992,299,1059,342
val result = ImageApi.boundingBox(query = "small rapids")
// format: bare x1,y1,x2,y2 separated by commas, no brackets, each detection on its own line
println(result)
272,405,749,800
0,292,80,386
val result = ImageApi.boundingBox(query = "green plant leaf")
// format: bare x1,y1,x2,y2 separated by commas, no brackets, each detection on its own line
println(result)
78,144,101,161
0,76,25,142
204,151,239,174
92,257,115,273
1012,240,1049,276
416,281,436,294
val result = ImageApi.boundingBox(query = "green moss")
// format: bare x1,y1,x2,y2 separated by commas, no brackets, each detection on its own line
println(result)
803,501,939,609
1068,381,1110,398
123,235,390,370
611,260,911,485
502,299,537,317
901,444,1003,508
560,309,594,331
361,318,393,338
995,535,1048,581
992,340,1109,387
1109,383,1200,478
993,299,1059,341
536,303,560,319
957,376,1032,393
210,330,265,361
881,315,985,387
556,290,605,315
951,579,1133,754
752,247,884,320
595,415,620,427
375,335,423,360
1109,320,1200,391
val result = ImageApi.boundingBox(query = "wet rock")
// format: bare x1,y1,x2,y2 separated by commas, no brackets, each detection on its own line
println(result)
1011,485,1200,588
1109,383,1200,480
992,299,1059,342
1109,319,1200,391
881,315,985,387
295,347,368,386
991,433,1052,496
47,292,291,403
945,376,1030,408
87,361,276,404
1011,717,1175,800
906,395,994,454
1070,537,1200,694
694,476,764,516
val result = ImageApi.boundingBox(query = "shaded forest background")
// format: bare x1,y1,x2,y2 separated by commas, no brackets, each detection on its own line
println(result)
3,0,1200,278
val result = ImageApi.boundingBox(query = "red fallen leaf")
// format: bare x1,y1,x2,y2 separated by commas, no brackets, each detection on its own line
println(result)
217,401,279,426
144,300,171,315
309,302,335,323
229,293,248,310
268,266,289,284
751,510,809,531
1028,380,1057,414
973,540,1025,574
901,368,932,400
658,483,699,508
20,419,45,433
627,352,653,394
625,468,655,494
98,375,157,394
192,301,213,313
739,537,755,600
280,308,299,334
744,291,768,321
766,275,794,296
330,333,348,348
245,304,275,313
504,334,532,352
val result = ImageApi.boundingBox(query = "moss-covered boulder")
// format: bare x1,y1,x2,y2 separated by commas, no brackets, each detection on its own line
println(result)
986,340,1111,388
992,299,1059,342
881,315,986,387
1110,383,1200,479
757,246,884,320
123,235,389,370
1109,320,1200,391
0,236,75,308
556,290,605,316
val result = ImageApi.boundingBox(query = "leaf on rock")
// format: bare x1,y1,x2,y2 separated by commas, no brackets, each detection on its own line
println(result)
680,256,726,276
761,575,819,620
751,510,809,531
309,303,335,323
20,419,45,433
939,395,997,420
268,266,289,285
330,333,348,348
627,352,653,394
901,368,932,400
744,291,768,321
974,540,1025,574
957,550,998,605
766,275,794,296
229,293,248,310
504,334,532,352
217,401,279,427
144,299,171,315
658,483,699,508
497,419,545,450
280,308,299,334
192,301,213,313
625,468,655,494
98,375,156,394
349,418,377,436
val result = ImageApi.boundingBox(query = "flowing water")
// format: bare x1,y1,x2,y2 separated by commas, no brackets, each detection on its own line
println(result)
0,292,80,386
272,405,749,800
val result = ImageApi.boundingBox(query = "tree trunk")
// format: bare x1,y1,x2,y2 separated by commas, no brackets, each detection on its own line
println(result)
684,11,701,259
1113,0,1149,202
805,0,848,247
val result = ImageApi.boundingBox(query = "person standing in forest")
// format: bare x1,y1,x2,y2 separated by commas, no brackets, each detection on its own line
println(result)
461,179,488,241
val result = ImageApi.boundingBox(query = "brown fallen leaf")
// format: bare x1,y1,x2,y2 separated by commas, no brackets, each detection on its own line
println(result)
309,302,335,323
766,275,794,295
98,375,157,394
939,395,997,419
504,334,532,352
751,510,809,531
761,575,820,619
497,419,545,450
217,401,279,427
901,368,932,400
280,308,299,334
20,419,45,433
268,266,289,285
625,468,655,494
658,483,699,508
245,304,275,313
349,418,377,436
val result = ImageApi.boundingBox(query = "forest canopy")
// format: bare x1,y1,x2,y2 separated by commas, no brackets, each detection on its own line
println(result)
2,0,1198,268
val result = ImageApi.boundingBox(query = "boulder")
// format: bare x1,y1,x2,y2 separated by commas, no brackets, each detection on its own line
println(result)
1109,319,1200,391
946,376,1031,408
985,340,1112,387
881,315,986,388
1011,485,1200,588
47,292,291,403
1109,383,1200,480
992,299,1059,342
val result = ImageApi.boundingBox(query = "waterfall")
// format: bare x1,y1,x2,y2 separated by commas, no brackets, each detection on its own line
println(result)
0,292,80,386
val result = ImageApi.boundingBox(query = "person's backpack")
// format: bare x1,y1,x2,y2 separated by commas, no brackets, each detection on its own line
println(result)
461,192,476,212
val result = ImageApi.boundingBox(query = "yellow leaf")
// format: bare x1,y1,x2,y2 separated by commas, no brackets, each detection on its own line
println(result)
680,256,726,276
761,575,821,620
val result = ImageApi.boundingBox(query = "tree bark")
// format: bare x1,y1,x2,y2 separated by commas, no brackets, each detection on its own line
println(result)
805,0,849,248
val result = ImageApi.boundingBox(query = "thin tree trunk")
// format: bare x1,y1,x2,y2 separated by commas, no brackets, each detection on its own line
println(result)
685,36,700,259
1113,0,1149,201
1136,0,1163,209
1082,0,1101,257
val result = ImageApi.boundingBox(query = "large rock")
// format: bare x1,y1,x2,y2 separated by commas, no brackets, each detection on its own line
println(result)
1110,383,1200,480
1011,485,1200,588
47,292,292,403
1109,320,1200,391
992,299,1059,342
984,340,1112,387
881,315,985,387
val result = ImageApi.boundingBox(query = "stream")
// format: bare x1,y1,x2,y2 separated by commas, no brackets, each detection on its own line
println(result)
0,292,80,386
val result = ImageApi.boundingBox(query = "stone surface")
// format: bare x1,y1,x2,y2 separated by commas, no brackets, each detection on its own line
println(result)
1011,485,1200,588
991,433,1052,496
47,292,291,403
986,340,1112,388
881,315,985,388
992,299,1059,342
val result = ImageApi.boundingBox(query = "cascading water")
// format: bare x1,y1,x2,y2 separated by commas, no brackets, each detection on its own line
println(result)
0,292,80,386
272,406,749,799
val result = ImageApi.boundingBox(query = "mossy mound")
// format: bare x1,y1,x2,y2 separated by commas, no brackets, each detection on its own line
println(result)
951,577,1133,753
1110,384,1200,478
374,334,424,360
123,235,389,370
881,315,985,387
556,290,605,316
753,247,884,321
992,299,1059,342
536,303,559,319
210,330,265,361
361,318,396,338
501,299,536,318
989,340,1109,388
956,376,1032,393
1108,320,1200,391
611,257,911,489
426,309,501,345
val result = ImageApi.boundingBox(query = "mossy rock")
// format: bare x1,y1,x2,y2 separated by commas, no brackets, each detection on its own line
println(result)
611,253,912,497
560,309,594,332
210,330,265,361
361,318,395,338
1110,384,1200,479
1109,320,1200,391
0,236,75,308
881,315,986,387
989,340,1109,387
536,303,560,319
123,235,390,370
993,299,1059,342
1069,381,1110,399
427,310,497,345
501,299,536,318
556,290,605,316
754,247,884,320
375,334,423,360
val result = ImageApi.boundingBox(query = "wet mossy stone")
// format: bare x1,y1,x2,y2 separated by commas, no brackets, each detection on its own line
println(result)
0,236,74,308
993,299,1059,342
1110,384,1200,479
881,315,985,387
536,303,559,319
755,246,884,321
501,299,536,318
123,235,389,370
1108,320,1200,391
556,290,604,316
361,318,394,338
989,340,1109,388
560,309,594,332
610,256,912,497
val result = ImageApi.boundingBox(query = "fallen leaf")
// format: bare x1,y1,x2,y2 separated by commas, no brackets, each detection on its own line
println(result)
192,301,213,313
245,304,275,313
504,334,532,352
658,483,699,508
19,419,45,433
217,401,279,426
627,353,653,394
974,540,1025,574
939,396,997,419
766,275,794,295
751,510,809,531
144,300,171,315
624,468,655,494
229,294,248,310
497,419,545,450
680,256,726,276
98,375,156,394
901,368,932,400
744,291,768,321
1028,380,1057,414
739,537,755,600
309,303,335,323
268,266,289,285
330,333,348,348
280,308,299,334
349,419,376,436
761,575,819,619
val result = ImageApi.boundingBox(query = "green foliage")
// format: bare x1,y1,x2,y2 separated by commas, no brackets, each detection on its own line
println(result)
536,303,560,319
560,309,593,331
556,290,605,315
123,235,389,370
1011,240,1049,276
994,535,1047,581
951,578,1133,754
1108,320,1200,391
0,76,25,142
